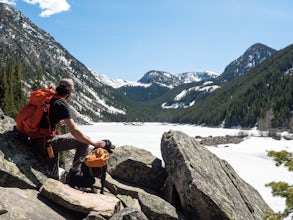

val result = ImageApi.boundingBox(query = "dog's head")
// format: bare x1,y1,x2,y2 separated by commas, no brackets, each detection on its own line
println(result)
103,139,115,153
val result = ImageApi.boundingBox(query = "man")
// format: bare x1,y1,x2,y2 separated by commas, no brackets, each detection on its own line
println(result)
31,78,105,180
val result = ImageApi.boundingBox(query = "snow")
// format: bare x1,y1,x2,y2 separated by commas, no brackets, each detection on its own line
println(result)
176,71,220,83
174,90,187,101
79,122,293,216
92,71,135,88
203,70,220,77
161,83,221,109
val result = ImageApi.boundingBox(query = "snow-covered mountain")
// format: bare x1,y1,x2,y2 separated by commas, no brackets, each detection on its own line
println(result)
177,71,220,84
0,3,127,122
160,44,276,110
138,70,181,88
112,70,219,102
1,3,282,124
92,71,132,88
217,43,276,82
138,70,219,88
96,69,219,89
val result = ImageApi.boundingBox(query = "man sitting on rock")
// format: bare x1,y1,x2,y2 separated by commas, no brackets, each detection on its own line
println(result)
28,78,106,180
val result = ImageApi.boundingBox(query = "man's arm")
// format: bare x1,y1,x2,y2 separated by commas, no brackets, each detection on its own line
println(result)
64,118,105,148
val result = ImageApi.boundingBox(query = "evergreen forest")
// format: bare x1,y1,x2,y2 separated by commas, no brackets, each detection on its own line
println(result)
167,44,293,131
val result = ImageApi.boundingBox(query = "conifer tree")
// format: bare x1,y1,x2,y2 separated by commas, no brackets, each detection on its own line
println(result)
265,150,293,220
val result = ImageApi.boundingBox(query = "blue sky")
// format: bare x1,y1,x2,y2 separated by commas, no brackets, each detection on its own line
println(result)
2,0,293,81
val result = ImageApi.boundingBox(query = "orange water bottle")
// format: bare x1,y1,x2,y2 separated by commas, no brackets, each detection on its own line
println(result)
46,139,55,158
47,145,54,158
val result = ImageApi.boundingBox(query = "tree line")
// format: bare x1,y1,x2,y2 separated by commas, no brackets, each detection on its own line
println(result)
0,59,24,118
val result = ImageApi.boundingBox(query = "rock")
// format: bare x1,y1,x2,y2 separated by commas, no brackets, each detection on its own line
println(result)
105,168,158,199
199,135,245,146
0,108,15,133
283,133,293,140
0,187,81,219
0,131,49,189
0,202,7,215
83,211,107,220
138,192,181,220
107,145,167,191
39,178,121,218
109,207,148,220
116,195,141,211
161,130,273,220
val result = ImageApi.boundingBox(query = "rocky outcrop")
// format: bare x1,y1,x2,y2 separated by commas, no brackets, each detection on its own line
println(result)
161,130,272,220
0,109,273,219
0,129,176,219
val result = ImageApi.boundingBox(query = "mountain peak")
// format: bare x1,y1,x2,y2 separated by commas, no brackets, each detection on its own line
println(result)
138,70,180,87
218,43,277,82
177,71,219,84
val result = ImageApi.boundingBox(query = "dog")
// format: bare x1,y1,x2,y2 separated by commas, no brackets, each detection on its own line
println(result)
67,139,115,194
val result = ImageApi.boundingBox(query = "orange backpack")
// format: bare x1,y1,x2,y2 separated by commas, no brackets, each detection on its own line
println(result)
16,88,58,139
84,147,110,167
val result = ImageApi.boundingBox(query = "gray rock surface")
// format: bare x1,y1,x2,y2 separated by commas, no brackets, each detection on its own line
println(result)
161,130,273,220
0,187,81,220
0,108,15,133
107,145,167,191
109,207,148,220
0,130,49,189
39,178,121,218
138,192,182,220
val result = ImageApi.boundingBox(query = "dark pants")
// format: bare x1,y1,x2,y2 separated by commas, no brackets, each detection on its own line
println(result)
29,133,89,179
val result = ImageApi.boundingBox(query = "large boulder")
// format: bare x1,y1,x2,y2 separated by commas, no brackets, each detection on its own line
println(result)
107,145,167,191
161,130,272,220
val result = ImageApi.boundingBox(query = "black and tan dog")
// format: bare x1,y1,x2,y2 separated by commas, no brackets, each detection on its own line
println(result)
67,139,115,194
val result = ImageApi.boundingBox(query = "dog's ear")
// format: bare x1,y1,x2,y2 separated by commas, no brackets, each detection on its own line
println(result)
103,139,115,153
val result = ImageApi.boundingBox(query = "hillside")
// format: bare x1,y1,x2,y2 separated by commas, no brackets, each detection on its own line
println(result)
0,3,130,122
174,44,293,130
217,43,277,83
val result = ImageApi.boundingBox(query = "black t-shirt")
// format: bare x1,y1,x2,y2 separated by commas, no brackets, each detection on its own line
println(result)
49,98,71,129
39,98,71,130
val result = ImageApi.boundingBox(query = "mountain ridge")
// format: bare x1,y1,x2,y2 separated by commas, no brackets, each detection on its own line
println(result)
0,3,129,122
1,3,292,131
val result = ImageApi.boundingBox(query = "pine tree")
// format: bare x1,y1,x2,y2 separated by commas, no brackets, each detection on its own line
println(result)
265,150,293,220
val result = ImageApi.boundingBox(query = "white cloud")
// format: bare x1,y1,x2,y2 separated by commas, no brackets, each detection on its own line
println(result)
23,0,70,17
0,0,16,6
